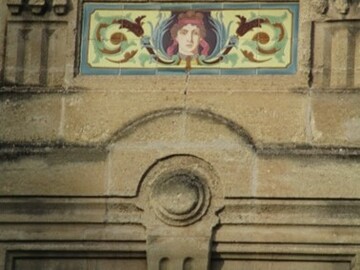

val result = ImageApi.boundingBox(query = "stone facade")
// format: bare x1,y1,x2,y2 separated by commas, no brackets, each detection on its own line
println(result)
1,0,360,269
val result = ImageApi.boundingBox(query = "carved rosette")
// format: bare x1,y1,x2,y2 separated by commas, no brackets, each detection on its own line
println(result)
140,155,222,228
150,170,210,226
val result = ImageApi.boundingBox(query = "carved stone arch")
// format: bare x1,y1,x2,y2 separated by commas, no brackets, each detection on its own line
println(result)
104,107,252,269
107,107,255,147
105,107,256,198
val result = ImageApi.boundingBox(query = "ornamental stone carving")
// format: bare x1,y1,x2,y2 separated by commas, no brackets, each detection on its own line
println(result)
6,0,69,15
312,0,329,14
334,0,350,14
312,0,359,16
149,170,210,227
139,155,224,270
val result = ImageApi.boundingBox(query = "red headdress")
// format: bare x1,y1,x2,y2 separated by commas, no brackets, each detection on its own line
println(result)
167,15,210,57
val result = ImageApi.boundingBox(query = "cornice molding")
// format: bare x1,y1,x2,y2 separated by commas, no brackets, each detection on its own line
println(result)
6,0,69,15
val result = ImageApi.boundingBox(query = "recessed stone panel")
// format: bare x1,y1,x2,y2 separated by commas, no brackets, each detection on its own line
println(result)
312,21,360,90
4,21,67,86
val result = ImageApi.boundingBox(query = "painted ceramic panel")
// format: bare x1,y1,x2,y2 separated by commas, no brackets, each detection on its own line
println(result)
80,3,299,75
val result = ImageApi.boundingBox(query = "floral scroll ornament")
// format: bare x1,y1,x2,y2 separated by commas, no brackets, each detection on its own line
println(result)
93,10,289,70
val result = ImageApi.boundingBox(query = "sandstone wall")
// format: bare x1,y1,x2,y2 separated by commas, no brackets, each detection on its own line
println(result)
1,0,360,269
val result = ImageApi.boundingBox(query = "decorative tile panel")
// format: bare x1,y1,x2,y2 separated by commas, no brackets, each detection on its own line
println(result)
80,3,299,75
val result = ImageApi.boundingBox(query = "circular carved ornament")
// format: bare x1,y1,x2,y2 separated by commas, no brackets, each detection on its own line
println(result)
150,170,210,226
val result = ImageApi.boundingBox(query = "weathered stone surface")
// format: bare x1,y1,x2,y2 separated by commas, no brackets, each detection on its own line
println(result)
13,257,147,270
63,90,309,146
220,200,360,226
107,110,254,197
0,94,62,141
312,21,360,90
1,0,360,269
213,259,350,270
311,93,360,146
186,92,307,144
0,249,4,270
256,155,360,198
0,2,6,81
0,224,145,241
0,153,107,196
215,224,360,244
63,91,183,143
4,21,68,87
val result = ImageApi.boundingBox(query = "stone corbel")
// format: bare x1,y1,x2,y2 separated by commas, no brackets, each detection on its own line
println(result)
53,0,68,15
333,0,350,14
7,0,69,15
312,0,329,14
6,0,23,15
28,0,47,14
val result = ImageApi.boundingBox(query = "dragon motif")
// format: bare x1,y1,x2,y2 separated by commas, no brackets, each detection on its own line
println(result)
235,15,269,37
112,15,146,37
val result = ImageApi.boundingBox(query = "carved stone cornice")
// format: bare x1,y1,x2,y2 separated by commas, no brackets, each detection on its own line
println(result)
312,0,360,18
53,0,68,15
6,0,69,15
28,0,46,14
6,0,23,15
334,0,350,14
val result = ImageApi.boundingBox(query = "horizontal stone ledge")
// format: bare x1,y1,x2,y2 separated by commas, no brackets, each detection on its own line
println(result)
0,86,80,94
2,198,360,226
2,141,360,160
211,253,354,262
1,242,358,256
220,200,360,226
0,198,142,224
310,87,360,93
0,143,108,161
1,223,360,244
0,224,146,242
212,245,360,259
214,225,360,244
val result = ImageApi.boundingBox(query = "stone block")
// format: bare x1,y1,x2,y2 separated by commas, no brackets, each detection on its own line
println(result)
213,259,350,270
355,31,360,88
73,75,186,93
63,91,183,143
256,155,360,198
0,94,62,141
13,257,147,270
311,93,360,146
0,248,4,270
0,152,107,196
187,74,309,93
215,224,360,244
186,92,307,145
0,224,145,241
